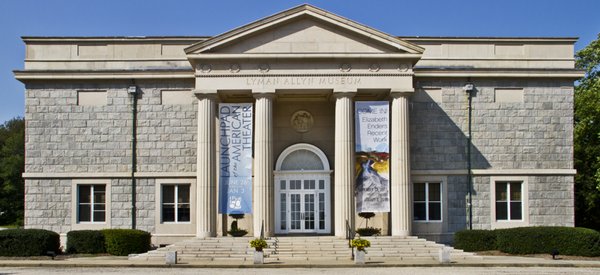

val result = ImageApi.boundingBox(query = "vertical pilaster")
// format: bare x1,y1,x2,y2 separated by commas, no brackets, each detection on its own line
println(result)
391,91,412,236
253,92,275,237
195,91,217,238
333,91,355,237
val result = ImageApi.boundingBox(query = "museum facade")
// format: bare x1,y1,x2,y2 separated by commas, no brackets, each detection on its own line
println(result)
15,5,581,245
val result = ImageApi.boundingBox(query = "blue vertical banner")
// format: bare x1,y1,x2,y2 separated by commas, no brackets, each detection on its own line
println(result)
219,103,253,214
355,101,390,213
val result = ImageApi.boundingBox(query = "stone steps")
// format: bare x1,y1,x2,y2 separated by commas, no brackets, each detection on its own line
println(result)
130,236,480,262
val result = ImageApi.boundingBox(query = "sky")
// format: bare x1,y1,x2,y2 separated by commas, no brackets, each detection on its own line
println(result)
0,0,598,124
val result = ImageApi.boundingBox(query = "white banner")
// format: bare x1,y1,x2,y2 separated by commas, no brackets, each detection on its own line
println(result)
218,103,253,214
355,101,390,213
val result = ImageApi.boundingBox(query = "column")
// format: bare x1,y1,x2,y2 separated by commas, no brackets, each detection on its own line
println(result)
390,91,412,236
333,91,355,237
195,91,217,238
253,92,275,237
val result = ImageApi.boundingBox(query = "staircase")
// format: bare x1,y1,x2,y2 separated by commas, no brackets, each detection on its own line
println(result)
130,236,478,262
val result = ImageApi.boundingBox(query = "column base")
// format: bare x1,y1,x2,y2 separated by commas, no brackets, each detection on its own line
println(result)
196,231,215,238
392,229,410,237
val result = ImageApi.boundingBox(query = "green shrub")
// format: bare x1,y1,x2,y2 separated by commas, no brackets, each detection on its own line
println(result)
356,227,381,236
66,230,105,254
454,229,497,252
101,229,151,256
0,229,60,256
495,226,600,257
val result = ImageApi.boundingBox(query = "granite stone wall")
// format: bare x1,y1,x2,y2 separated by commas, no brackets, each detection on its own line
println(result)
410,78,574,170
24,79,196,174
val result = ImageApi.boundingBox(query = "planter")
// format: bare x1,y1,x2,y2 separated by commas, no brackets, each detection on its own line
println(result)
253,251,264,264
355,250,366,264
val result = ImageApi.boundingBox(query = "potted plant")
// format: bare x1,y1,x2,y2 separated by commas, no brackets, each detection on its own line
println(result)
227,214,248,237
249,238,268,264
351,238,371,264
356,212,381,236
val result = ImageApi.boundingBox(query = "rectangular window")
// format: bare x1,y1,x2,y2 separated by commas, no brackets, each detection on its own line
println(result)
77,185,106,223
495,181,522,221
413,182,442,221
161,184,191,223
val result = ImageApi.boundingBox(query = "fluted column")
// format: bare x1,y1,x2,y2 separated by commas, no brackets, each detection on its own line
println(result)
334,91,355,237
391,91,412,236
253,92,275,237
195,91,217,238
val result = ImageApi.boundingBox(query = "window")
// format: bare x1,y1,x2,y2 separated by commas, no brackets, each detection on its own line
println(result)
413,182,442,221
161,184,191,223
495,181,522,221
77,184,106,223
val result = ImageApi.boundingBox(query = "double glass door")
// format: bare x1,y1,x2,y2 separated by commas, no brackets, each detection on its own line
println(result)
275,177,330,234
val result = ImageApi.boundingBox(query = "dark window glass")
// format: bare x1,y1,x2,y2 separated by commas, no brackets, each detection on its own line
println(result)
496,202,508,220
429,183,441,202
178,205,190,222
78,204,91,222
179,185,190,204
79,186,91,204
93,210,105,222
414,183,425,201
414,202,426,220
163,205,175,222
429,202,441,220
510,202,522,220
510,182,521,201
162,185,174,204
496,182,507,201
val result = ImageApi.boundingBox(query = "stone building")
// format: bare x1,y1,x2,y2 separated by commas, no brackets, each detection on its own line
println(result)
15,5,581,245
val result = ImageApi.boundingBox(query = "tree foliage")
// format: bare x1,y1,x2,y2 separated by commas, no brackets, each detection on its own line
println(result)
574,34,600,230
0,117,25,226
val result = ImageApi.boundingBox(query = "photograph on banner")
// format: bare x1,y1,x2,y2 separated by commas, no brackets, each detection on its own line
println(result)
355,101,390,213
218,103,253,214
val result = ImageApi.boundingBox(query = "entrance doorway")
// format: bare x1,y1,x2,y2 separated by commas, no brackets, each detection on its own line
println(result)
275,144,331,234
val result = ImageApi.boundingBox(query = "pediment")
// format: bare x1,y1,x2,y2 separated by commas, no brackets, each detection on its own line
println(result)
186,4,423,56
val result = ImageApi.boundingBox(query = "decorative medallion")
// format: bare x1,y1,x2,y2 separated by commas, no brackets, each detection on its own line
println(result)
290,110,314,133
340,63,352,72
199,64,212,73
229,63,241,73
369,63,381,72
258,63,270,73
398,63,410,72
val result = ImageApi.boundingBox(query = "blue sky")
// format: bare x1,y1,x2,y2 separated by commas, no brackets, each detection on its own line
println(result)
1,0,598,123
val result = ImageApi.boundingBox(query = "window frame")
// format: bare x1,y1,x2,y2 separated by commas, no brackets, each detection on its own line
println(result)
71,179,111,230
490,176,529,229
161,183,191,224
413,181,443,222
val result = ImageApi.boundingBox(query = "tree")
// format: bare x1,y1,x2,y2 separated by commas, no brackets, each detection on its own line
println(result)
574,34,600,230
0,117,25,226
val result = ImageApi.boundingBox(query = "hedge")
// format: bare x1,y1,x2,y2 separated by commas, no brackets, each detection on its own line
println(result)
454,229,497,252
495,227,600,257
454,227,600,257
0,229,60,256
101,229,151,256
66,230,105,254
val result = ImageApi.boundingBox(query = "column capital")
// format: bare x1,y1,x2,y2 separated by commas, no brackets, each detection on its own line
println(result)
332,91,356,99
390,89,414,98
253,92,276,100
193,89,219,100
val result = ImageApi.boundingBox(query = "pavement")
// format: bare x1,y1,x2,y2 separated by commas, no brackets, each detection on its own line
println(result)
0,254,599,269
